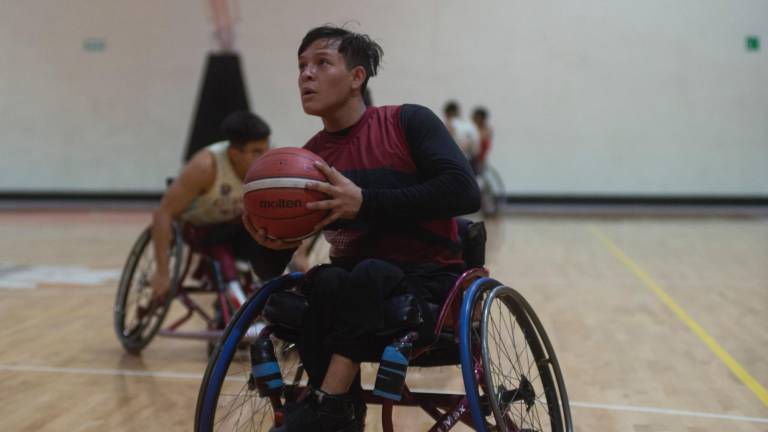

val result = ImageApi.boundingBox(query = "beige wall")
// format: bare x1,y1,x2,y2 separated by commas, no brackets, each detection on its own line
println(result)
1,0,766,195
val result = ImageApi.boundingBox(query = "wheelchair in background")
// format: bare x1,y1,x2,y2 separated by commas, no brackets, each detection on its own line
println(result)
477,163,505,218
194,220,572,431
113,222,257,356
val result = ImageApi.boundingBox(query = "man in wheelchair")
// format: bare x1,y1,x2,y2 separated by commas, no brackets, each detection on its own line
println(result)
148,111,291,309
242,26,481,432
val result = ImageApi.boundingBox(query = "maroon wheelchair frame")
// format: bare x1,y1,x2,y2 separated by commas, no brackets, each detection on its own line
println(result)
157,237,256,343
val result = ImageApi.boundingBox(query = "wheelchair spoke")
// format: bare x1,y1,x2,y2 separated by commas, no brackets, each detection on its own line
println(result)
205,320,303,432
215,376,273,432
480,286,564,431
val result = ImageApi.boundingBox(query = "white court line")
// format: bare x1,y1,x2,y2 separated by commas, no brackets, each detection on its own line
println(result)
1,364,767,424
0,364,203,380
570,401,768,424
0,263,120,289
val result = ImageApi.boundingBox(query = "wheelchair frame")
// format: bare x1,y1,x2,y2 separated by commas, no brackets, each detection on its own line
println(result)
195,267,572,431
113,223,256,355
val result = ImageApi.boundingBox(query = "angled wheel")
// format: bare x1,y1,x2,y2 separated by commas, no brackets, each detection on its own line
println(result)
195,274,305,432
480,285,572,432
113,224,184,354
459,277,504,431
479,165,505,217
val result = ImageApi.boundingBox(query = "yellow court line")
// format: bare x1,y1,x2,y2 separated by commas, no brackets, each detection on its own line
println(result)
590,227,768,408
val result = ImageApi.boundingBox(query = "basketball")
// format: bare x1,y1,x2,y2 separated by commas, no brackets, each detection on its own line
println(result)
242,147,330,241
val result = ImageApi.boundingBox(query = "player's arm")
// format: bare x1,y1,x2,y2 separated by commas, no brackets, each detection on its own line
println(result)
304,105,479,228
357,104,481,220
150,151,215,297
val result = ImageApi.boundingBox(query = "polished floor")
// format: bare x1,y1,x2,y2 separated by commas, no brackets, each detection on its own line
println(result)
0,209,766,431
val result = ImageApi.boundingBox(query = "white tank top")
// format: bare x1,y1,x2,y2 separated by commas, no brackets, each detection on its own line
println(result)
181,141,244,225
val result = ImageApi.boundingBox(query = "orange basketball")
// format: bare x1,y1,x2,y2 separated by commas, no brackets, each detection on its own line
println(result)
243,148,330,241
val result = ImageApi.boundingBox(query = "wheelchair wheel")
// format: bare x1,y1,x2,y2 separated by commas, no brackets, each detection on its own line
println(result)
480,285,572,432
459,277,504,431
207,299,228,358
113,224,183,354
479,165,505,217
195,275,304,432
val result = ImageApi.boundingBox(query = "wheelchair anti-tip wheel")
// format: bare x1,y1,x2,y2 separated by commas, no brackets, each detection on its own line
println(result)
113,224,184,354
480,285,572,432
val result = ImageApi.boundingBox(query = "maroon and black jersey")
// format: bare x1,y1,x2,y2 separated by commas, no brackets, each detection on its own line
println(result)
304,104,479,269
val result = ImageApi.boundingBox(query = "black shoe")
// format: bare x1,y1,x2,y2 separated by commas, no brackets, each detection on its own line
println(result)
352,396,367,431
270,388,359,432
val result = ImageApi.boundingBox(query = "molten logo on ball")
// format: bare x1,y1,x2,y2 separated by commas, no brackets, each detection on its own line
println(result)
259,199,303,209
243,147,331,240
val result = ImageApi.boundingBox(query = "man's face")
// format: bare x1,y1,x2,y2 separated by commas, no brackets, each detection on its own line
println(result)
472,113,484,128
231,139,269,178
298,39,356,116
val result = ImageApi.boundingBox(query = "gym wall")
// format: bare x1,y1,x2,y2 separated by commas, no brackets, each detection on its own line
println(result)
1,0,766,197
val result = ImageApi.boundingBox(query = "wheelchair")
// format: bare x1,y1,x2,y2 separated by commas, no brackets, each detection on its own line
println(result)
476,163,505,218
193,220,572,431
113,222,257,356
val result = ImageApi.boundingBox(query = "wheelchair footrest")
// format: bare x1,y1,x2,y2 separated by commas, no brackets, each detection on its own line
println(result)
372,340,412,401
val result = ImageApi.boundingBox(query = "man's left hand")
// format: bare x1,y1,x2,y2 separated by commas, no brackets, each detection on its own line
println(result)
305,161,363,231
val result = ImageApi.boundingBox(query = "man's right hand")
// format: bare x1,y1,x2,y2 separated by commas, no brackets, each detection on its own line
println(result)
242,214,302,250
149,271,171,302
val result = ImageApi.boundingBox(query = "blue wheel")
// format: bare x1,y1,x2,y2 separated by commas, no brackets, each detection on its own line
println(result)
459,277,503,431
194,273,304,432
460,279,572,431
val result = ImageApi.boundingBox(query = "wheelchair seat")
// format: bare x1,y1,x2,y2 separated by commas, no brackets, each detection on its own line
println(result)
262,218,486,357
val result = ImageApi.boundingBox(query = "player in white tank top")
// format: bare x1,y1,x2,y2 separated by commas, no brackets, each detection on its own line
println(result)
181,141,246,225
148,111,271,303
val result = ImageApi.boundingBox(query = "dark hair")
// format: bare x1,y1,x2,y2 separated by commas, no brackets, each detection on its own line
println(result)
221,111,271,147
472,107,489,121
298,26,383,93
444,100,460,117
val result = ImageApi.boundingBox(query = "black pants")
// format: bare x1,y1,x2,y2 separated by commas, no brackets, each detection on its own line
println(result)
183,222,292,281
298,259,459,389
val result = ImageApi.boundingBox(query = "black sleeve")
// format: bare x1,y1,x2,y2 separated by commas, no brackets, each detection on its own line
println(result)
248,244,296,280
358,104,480,220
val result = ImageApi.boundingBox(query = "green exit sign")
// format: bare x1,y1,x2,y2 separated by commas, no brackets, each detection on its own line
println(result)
746,35,760,52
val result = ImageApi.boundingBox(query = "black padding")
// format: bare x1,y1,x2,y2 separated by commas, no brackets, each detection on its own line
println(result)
264,291,441,338
410,332,461,367
376,294,423,335
458,219,486,267
262,290,308,330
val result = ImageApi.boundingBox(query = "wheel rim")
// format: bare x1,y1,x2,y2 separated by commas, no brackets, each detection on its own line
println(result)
122,244,162,338
115,226,182,349
460,276,501,432
481,285,562,431
196,274,306,432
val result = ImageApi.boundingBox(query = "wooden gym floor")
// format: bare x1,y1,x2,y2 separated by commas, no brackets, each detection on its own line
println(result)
0,208,766,431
